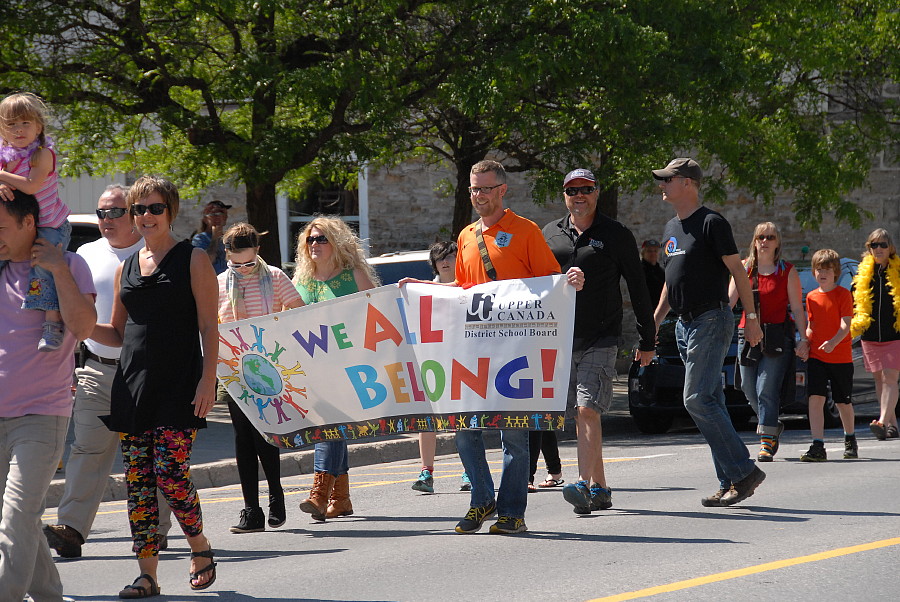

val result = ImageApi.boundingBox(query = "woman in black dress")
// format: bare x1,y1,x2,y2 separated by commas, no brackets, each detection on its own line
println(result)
94,176,219,598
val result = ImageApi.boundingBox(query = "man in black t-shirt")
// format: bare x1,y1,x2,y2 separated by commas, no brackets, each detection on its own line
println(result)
543,168,656,515
651,158,765,508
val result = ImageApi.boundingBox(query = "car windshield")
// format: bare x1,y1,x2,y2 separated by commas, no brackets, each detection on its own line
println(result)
370,259,434,285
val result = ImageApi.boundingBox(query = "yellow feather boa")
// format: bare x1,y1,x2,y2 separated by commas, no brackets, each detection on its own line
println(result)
850,254,900,337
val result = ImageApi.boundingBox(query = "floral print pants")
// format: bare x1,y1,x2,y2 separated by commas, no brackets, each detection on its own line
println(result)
120,427,203,558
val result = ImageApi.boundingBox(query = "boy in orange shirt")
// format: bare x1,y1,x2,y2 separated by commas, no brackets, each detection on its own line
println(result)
801,249,857,461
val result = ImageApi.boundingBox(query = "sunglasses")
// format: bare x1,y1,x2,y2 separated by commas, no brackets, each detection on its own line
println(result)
130,203,167,216
96,207,127,220
661,176,687,184
306,235,329,245
868,241,889,249
228,260,257,269
756,234,777,241
468,184,503,195
564,186,597,197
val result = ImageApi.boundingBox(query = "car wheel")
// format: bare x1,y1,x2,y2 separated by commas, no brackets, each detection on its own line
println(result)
631,411,674,435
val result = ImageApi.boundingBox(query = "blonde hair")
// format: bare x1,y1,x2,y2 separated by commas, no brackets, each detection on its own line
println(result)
126,175,180,220
292,215,379,285
863,228,896,259
811,248,841,276
0,92,51,165
744,222,783,275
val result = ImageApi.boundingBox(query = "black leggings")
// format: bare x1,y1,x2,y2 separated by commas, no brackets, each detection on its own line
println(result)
529,430,562,483
226,398,283,508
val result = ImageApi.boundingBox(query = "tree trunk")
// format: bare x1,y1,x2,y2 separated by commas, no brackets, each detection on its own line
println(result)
451,159,477,239
598,184,618,221
245,181,281,266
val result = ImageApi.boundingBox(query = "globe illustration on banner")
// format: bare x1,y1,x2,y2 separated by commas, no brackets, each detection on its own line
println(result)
242,353,283,396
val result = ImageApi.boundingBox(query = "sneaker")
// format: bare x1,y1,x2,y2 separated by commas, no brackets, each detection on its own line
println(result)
843,436,859,459
589,485,612,511
800,442,827,462
489,516,528,534
459,472,471,492
230,507,265,533
562,480,591,514
43,524,84,558
455,501,496,534
268,494,287,528
412,469,434,493
38,321,64,352
701,488,729,507
720,466,766,506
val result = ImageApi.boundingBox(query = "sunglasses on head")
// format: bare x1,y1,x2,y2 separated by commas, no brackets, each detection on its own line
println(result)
306,235,329,245
228,260,257,269
96,207,127,220
868,241,889,249
564,186,597,197
756,234,777,241
130,203,167,216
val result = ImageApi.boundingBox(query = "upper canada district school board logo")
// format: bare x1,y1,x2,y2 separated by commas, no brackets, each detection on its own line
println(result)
463,291,558,339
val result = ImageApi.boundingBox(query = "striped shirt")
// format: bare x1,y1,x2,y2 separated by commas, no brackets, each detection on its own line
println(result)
3,148,69,228
217,265,302,323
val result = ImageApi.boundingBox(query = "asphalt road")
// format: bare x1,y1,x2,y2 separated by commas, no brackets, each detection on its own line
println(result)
49,416,900,602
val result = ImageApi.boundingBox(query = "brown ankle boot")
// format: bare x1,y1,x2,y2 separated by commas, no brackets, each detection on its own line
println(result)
326,473,354,518
299,472,335,521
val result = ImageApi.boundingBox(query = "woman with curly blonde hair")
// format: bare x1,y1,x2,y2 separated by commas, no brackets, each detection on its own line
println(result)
292,216,378,520
851,228,900,440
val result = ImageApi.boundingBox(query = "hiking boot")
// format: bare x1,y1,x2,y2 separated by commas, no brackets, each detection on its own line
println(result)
455,501,496,534
459,472,471,491
38,321,64,352
720,466,766,506
268,493,286,528
43,524,84,558
843,436,859,459
412,469,434,493
589,485,612,511
562,480,592,514
230,507,265,533
800,441,827,462
701,488,729,507
489,516,527,534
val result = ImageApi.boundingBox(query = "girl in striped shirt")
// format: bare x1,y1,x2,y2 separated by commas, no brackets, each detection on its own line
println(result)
0,92,71,351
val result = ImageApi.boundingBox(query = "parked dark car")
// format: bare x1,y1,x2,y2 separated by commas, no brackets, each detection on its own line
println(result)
367,250,433,284
628,258,872,434
67,213,101,252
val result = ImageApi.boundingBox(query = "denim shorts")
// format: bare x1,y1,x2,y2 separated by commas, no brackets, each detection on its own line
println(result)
567,344,617,415
807,357,853,403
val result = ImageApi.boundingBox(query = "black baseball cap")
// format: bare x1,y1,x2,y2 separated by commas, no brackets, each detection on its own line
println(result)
563,168,597,187
206,200,232,210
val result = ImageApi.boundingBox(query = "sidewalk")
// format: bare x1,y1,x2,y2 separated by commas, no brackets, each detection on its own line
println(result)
46,381,632,508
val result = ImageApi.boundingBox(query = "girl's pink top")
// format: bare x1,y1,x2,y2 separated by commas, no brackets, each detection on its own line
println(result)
2,148,70,228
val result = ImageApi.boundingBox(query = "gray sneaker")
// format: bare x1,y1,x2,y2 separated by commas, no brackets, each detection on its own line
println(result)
38,321,64,352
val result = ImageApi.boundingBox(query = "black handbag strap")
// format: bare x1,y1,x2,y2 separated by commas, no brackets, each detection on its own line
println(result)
475,221,497,281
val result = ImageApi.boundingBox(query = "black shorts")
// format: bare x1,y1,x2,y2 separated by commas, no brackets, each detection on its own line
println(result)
807,358,853,403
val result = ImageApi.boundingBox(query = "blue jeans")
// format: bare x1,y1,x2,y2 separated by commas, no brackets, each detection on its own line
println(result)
314,440,348,476
676,307,755,488
738,336,793,434
455,429,529,519
23,222,72,312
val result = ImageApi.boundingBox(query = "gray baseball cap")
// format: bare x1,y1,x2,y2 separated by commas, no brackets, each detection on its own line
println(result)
652,158,703,180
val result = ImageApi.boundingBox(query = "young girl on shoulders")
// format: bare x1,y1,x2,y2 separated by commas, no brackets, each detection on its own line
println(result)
0,92,71,351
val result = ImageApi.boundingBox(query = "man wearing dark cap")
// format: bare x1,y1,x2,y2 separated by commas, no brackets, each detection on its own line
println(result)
640,239,665,306
192,199,232,274
543,168,656,514
651,157,765,507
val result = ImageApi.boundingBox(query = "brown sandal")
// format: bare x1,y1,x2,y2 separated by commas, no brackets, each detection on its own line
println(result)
189,547,217,591
118,573,160,599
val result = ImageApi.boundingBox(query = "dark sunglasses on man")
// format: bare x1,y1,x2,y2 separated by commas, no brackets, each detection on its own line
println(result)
96,207,128,220
130,203,167,216
564,186,597,197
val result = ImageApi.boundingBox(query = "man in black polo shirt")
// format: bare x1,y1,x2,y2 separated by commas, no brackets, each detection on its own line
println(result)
651,158,765,507
543,168,656,514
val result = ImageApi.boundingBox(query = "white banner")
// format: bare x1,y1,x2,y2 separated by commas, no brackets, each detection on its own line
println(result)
216,275,574,448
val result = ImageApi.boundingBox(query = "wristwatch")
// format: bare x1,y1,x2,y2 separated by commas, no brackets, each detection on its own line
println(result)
746,312,758,320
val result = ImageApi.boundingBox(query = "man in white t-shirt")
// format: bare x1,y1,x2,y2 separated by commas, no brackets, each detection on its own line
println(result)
0,189,96,601
43,184,171,558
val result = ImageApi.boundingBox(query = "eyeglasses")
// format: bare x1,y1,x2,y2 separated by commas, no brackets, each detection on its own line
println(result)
868,241,889,249
228,260,257,269
306,235,329,245
130,203,167,216
756,234,777,241
564,186,597,197
661,176,688,184
468,184,503,195
96,207,127,220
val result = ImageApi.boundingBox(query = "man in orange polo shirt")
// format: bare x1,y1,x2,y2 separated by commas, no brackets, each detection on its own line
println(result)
404,159,583,534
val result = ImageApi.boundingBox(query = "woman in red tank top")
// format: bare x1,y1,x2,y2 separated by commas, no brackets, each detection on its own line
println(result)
729,223,808,461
